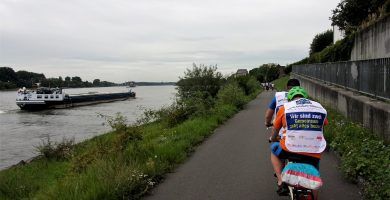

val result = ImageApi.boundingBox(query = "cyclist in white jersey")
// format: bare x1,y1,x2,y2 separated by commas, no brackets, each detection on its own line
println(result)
270,86,328,198
264,79,300,128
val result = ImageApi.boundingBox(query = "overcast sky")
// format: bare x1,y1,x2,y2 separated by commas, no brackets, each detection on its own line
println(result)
0,0,339,82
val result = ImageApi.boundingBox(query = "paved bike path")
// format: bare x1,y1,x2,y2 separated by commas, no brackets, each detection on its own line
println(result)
144,91,361,200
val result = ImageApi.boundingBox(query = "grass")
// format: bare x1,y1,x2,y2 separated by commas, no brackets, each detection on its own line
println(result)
0,160,69,200
2,67,262,199
0,101,244,199
272,75,290,91
325,107,390,200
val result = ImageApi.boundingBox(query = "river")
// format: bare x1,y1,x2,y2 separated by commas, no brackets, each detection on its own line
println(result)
0,86,176,169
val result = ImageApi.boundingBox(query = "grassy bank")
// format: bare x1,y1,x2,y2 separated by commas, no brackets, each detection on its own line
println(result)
271,76,289,91
0,66,262,200
0,104,249,200
325,107,390,200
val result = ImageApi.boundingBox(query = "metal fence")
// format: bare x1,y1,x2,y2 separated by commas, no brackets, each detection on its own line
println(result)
292,58,390,100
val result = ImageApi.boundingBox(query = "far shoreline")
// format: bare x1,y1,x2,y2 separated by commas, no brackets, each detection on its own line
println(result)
0,82,177,91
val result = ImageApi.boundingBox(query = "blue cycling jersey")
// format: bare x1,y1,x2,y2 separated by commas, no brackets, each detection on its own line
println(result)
268,96,277,110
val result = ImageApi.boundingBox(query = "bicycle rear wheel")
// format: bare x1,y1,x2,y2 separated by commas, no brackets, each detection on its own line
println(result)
296,191,314,200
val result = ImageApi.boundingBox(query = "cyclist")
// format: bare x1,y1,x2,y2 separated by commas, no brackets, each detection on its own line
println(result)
270,83,275,91
269,86,328,198
264,78,300,127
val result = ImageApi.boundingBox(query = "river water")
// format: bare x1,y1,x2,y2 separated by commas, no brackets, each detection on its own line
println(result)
0,86,176,169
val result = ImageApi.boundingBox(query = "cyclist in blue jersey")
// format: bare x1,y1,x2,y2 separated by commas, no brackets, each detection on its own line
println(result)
264,79,300,127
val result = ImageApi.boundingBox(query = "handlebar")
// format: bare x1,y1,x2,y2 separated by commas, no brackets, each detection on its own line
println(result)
266,123,273,130
266,123,273,143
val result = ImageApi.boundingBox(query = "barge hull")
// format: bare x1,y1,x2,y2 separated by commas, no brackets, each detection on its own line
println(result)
17,92,135,110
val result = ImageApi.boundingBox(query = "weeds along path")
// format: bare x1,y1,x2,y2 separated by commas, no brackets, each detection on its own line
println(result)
143,91,361,200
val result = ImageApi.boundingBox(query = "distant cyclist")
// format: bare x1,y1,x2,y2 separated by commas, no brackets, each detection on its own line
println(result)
270,83,275,91
264,78,300,128
269,86,328,198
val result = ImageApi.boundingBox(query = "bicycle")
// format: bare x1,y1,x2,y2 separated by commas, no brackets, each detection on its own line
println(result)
266,125,322,200
282,157,318,200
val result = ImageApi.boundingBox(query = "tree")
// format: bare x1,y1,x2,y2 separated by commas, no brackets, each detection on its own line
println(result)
249,63,281,83
83,81,93,87
58,76,63,87
98,81,116,87
16,70,45,87
233,75,259,96
176,64,223,100
0,67,18,83
0,67,18,89
251,63,280,82
217,81,247,108
71,76,83,87
0,67,118,89
249,68,264,83
176,64,224,117
64,76,71,87
310,30,333,55
93,79,101,86
330,0,388,33
71,76,82,83
41,78,62,87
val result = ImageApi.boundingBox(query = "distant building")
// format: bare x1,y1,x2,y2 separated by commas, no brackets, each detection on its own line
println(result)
333,0,345,43
236,69,248,77
333,25,345,44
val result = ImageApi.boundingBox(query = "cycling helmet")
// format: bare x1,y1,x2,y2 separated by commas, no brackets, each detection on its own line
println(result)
287,86,308,101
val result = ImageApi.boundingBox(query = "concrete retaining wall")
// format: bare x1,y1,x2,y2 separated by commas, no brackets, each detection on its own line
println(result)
291,73,390,142
351,15,390,60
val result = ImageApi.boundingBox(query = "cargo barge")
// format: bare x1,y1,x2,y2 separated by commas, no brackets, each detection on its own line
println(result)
16,87,136,110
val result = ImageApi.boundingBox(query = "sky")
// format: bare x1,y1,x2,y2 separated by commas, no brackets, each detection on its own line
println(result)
0,0,340,82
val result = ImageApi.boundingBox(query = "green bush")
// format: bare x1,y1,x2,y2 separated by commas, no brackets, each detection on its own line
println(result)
310,29,333,55
290,31,354,66
160,102,193,127
98,112,128,132
216,81,248,109
307,33,355,64
181,91,215,118
245,76,260,97
234,76,259,96
325,108,390,200
176,64,223,100
283,65,292,74
35,137,75,160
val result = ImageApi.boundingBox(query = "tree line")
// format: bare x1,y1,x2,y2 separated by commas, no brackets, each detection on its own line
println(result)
248,63,284,83
1,63,285,90
0,67,117,90
331,0,390,35
288,0,390,67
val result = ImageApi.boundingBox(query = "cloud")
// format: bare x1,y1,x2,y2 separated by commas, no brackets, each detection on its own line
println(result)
0,0,340,82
